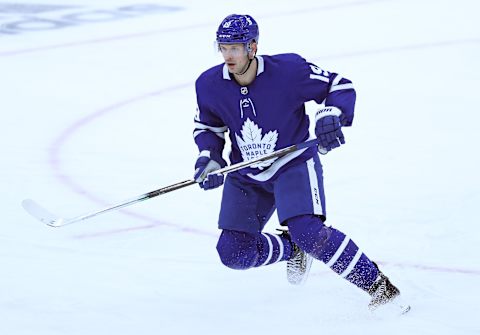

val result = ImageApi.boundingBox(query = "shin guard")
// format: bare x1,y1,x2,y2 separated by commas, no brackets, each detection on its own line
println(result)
288,215,379,291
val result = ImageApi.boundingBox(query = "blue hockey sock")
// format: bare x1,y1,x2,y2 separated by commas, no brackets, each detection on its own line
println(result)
216,229,292,270
288,215,378,291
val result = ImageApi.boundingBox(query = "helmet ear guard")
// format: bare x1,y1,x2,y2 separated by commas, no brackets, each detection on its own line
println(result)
246,40,257,58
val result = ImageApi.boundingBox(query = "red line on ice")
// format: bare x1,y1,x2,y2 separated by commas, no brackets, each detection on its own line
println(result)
46,82,219,237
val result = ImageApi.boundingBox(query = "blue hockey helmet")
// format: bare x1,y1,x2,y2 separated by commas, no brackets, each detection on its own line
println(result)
216,14,259,45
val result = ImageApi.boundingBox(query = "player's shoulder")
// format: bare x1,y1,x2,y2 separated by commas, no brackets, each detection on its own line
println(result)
261,53,310,76
262,53,308,67
196,63,225,87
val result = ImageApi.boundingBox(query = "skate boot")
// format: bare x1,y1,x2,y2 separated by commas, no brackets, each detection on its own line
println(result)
287,242,313,285
287,240,313,285
277,228,313,285
368,269,411,314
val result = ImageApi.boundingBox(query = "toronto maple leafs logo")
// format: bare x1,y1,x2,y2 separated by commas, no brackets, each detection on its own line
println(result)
235,118,278,169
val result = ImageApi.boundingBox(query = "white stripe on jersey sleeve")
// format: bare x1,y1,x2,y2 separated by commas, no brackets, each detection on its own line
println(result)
328,74,354,93
194,121,228,133
309,74,330,83
330,83,354,93
332,74,343,86
193,129,225,139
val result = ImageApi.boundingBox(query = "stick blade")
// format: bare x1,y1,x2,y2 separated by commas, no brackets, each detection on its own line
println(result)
21,199,64,227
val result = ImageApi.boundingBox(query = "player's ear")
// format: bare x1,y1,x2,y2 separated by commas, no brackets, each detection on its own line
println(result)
248,41,257,59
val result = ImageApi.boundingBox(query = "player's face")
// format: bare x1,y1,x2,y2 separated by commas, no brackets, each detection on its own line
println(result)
219,43,249,73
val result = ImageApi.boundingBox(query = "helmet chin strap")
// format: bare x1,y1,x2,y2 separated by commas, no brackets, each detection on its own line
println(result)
235,54,255,76
235,58,253,76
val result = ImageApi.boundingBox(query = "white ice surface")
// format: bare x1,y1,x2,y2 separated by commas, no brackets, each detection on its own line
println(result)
1,0,480,334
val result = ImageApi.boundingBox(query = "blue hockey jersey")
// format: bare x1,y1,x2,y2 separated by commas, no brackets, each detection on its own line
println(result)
194,53,356,182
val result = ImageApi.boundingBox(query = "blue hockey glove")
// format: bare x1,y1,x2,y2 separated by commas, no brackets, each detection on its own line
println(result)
314,106,345,154
194,150,227,190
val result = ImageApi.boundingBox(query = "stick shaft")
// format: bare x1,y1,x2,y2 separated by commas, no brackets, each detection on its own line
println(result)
24,138,319,226
70,139,319,223
63,179,197,225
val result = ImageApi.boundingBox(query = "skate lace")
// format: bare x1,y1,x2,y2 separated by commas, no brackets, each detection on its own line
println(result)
367,271,407,312
287,245,307,283
370,280,387,305
289,246,305,268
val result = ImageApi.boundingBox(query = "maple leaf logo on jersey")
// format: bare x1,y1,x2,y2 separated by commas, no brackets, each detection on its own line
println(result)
235,118,278,170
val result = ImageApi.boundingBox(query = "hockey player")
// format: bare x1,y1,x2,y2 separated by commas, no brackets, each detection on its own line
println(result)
193,14,409,313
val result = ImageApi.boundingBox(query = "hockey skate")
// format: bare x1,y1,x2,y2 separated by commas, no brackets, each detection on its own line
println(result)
368,270,411,314
277,229,313,285
287,241,313,285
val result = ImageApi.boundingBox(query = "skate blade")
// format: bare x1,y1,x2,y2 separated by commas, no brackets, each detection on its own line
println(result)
370,295,411,316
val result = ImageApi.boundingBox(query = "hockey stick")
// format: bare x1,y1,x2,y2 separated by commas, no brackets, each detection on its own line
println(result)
22,138,320,227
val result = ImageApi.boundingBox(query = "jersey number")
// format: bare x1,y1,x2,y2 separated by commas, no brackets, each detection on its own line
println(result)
309,65,329,83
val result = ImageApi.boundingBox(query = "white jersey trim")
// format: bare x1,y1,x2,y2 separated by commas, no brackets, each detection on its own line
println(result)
330,83,354,93
222,55,264,80
222,64,230,80
256,55,264,76
194,121,228,133
310,74,329,83
198,150,211,158
193,129,225,139
332,74,343,86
